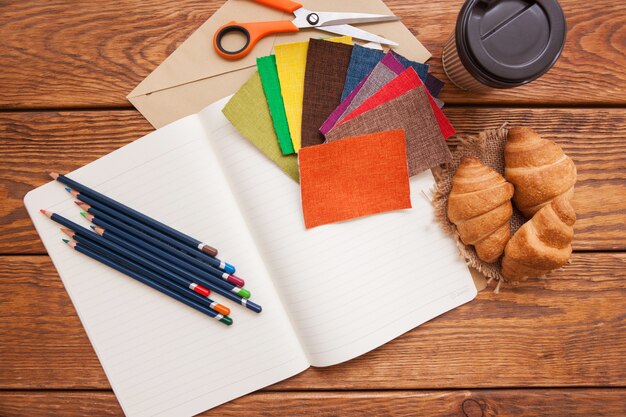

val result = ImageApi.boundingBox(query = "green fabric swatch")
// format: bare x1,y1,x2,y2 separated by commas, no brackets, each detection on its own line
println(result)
257,55,295,155
222,72,299,182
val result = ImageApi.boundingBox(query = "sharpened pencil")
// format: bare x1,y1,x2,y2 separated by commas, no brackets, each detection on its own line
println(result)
63,239,232,325
86,223,251,298
48,171,218,257
70,194,245,287
75,194,243,287
67,187,240,277
41,210,212,298
61,228,230,316
47,210,262,313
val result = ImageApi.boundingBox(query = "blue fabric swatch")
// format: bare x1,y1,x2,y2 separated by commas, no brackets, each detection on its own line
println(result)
341,45,385,100
341,46,433,100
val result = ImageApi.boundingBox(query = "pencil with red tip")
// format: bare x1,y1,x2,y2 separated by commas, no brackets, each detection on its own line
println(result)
89,222,250,298
47,171,218,257
40,210,212,299
76,209,261,313
62,239,232,325
60,228,230,316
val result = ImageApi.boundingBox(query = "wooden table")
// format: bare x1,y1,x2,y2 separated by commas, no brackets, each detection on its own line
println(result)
1,1,625,415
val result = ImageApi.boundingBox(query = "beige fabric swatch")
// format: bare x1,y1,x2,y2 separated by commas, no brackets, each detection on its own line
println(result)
222,72,299,182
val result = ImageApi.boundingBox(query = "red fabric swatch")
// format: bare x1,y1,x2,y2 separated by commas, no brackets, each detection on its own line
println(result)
299,130,412,229
339,68,456,139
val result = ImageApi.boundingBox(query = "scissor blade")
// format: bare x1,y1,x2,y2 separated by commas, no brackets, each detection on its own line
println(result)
293,9,400,29
316,24,399,46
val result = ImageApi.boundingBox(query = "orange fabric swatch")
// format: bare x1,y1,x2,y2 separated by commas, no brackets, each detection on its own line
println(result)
299,130,412,229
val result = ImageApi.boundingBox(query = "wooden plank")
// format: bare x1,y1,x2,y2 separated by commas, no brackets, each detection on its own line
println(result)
0,0,625,108
1,108,624,254
1,389,625,417
1,253,624,390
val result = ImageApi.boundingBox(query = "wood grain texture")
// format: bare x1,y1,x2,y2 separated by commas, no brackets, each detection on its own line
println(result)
0,0,625,108
1,253,624,390
1,390,625,417
1,108,624,254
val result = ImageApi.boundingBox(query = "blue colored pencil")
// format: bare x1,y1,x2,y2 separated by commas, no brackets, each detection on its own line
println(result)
70,189,238,275
62,228,231,317
44,210,262,314
48,171,218,257
77,201,244,288
71,195,245,288
89,220,247,292
63,239,232,325
86,221,251,298
41,210,213,299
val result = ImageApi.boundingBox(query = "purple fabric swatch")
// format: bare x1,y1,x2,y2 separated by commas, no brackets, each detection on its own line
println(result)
320,53,405,135
425,73,445,98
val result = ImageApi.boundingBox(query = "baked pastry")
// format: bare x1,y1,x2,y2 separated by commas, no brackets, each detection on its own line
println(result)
501,195,576,281
447,157,514,263
504,127,577,218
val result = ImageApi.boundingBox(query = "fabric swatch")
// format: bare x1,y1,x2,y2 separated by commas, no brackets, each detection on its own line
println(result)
389,50,430,87
326,87,452,176
340,68,456,139
341,45,385,100
341,46,430,100
320,53,404,135
257,55,294,155
275,36,352,153
299,130,412,229
301,39,353,148
222,72,299,182
425,73,445,98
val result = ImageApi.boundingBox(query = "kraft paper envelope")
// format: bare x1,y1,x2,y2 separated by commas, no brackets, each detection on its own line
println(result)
127,0,432,129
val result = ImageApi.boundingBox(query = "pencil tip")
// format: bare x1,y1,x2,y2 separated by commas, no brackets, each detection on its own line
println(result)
62,239,70,244
46,171,59,180
40,209,46,214
40,209,51,218
60,228,73,237
89,225,95,230
65,187,72,193
80,211,88,218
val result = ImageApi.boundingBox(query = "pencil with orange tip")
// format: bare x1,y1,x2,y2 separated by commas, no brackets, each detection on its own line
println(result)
62,239,232,325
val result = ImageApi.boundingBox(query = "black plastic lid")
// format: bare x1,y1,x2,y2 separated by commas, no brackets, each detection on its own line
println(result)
455,0,566,88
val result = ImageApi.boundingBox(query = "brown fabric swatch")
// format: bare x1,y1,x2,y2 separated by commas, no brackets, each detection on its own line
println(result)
325,87,452,176
301,39,353,148
432,126,525,286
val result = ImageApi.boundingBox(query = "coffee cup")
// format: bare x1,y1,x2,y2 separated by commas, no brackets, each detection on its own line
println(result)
442,0,566,91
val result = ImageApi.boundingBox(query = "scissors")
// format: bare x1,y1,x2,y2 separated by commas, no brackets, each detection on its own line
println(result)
213,0,400,60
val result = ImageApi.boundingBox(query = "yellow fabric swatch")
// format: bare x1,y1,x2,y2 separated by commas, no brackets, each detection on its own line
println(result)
275,36,352,153
222,72,300,182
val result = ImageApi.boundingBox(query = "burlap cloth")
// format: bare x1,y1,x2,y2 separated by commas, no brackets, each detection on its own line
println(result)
432,125,526,289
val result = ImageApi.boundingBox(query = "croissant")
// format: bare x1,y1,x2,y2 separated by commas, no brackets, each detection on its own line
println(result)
502,195,576,281
504,127,577,218
447,157,514,263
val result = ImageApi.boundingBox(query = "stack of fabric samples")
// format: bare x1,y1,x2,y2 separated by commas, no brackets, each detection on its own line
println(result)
223,37,454,229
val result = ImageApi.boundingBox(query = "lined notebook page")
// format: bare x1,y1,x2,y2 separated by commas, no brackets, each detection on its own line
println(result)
202,99,477,367
24,114,308,417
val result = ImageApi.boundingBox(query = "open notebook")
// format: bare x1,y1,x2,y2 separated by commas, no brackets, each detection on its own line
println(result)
25,97,477,417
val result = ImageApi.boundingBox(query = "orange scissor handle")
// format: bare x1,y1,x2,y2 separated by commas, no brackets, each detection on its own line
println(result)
252,0,302,13
214,20,299,60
